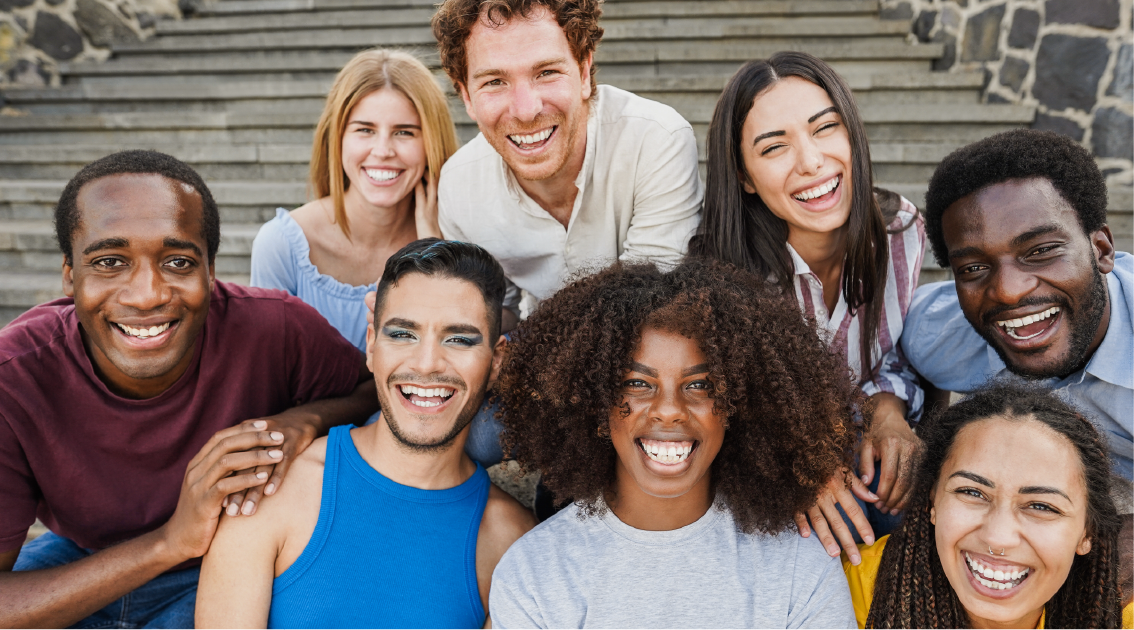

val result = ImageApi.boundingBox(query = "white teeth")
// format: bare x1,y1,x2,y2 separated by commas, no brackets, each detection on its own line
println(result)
640,440,693,465
365,168,399,182
792,175,840,201
996,306,1060,339
508,127,553,146
116,322,171,338
399,384,455,400
964,552,1029,590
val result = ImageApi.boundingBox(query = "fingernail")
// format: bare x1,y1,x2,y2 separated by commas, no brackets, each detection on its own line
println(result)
266,483,276,495
865,535,875,546
851,554,861,565
256,472,268,479
270,432,283,441
827,545,839,556
222,496,228,508
242,501,255,515
226,503,239,516
253,421,267,429
268,450,282,459
861,475,869,483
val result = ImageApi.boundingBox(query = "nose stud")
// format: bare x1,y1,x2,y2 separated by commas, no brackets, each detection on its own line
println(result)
988,545,1005,556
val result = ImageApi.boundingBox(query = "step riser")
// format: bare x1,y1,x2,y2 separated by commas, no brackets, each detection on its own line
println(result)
0,202,293,224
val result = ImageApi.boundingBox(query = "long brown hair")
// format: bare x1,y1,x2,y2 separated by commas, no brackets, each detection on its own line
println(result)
866,382,1121,628
309,48,459,240
690,52,911,372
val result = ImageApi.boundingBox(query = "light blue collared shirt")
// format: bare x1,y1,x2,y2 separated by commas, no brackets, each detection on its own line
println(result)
901,252,1133,482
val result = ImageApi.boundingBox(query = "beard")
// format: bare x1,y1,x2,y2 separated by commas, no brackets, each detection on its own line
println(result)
376,373,489,453
975,264,1109,380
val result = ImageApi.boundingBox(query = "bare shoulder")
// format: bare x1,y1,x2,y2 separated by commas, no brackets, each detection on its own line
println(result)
480,485,537,551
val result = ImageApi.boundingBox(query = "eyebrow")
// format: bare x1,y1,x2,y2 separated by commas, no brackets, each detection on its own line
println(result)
683,363,709,376
383,317,418,330
947,245,984,261
82,237,129,256
1011,224,1062,247
629,362,658,377
346,120,421,130
471,56,569,82
949,470,994,486
163,237,202,256
751,107,840,146
1019,485,1072,502
443,324,484,338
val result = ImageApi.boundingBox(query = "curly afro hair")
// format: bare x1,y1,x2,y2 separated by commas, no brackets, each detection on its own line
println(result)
498,258,861,534
924,129,1108,268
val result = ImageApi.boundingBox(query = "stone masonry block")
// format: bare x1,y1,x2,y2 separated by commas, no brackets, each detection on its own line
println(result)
999,56,1030,93
961,4,1005,62
1008,8,1040,49
75,0,140,47
932,30,958,71
1033,34,1110,112
914,10,937,41
27,12,83,61
1092,107,1134,159
1045,0,1120,30
1107,44,1132,103
881,2,914,20
1032,112,1085,141
0,0,34,10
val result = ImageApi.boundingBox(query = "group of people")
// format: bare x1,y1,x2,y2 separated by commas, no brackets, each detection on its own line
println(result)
0,0,1129,628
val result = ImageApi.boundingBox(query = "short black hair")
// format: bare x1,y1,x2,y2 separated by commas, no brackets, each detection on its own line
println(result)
924,129,1108,267
373,238,506,340
55,150,221,265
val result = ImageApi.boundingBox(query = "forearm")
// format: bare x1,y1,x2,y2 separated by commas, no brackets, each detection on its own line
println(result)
0,526,184,628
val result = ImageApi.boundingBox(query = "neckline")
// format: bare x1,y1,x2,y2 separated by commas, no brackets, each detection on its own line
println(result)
274,208,378,299
597,496,726,546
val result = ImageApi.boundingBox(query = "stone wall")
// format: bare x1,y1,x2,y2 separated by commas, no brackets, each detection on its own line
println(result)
0,0,179,88
882,0,1134,187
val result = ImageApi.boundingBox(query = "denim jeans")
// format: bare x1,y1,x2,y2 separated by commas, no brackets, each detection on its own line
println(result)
14,532,199,629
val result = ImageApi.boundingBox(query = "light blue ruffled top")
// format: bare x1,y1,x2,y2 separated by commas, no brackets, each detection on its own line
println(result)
250,208,375,353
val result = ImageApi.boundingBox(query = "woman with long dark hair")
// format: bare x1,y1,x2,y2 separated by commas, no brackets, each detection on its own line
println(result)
691,52,925,563
846,382,1130,628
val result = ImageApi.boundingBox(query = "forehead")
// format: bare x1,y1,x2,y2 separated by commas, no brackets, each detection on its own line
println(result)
942,178,1081,251
74,173,205,246
348,88,420,124
744,77,835,134
379,273,490,331
943,416,1086,495
632,327,707,367
465,6,573,74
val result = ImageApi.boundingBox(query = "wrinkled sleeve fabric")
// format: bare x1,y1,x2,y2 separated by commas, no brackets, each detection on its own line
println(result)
0,412,37,553
621,122,703,267
860,344,924,422
787,538,859,629
250,212,298,294
489,546,549,629
900,281,998,393
281,294,364,405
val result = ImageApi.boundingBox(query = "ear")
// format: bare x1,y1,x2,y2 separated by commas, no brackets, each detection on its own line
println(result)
486,334,507,388
580,51,594,100
930,506,936,525
62,256,74,298
365,323,376,374
1091,225,1115,274
741,172,756,195
458,83,477,123
929,487,937,525
1076,535,1092,556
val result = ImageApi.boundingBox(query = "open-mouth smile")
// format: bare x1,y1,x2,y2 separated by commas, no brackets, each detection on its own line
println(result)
398,384,456,410
637,438,698,467
963,551,1031,595
792,175,840,203
364,168,403,186
508,126,556,151
995,306,1060,341
112,320,178,347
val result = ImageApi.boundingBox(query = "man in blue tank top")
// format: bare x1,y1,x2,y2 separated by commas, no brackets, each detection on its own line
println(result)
195,239,537,628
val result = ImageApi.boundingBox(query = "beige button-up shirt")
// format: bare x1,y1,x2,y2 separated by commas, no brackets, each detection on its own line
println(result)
438,85,703,314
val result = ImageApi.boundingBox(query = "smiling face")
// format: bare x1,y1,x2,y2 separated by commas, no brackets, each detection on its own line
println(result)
459,6,592,183
341,88,426,212
64,173,214,400
931,416,1092,628
367,272,504,453
739,76,853,240
608,327,725,506
943,177,1114,379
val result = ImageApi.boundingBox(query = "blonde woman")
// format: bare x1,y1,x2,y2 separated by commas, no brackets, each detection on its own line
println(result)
252,48,458,352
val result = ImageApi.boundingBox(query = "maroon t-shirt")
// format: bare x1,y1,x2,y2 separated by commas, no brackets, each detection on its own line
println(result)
0,281,362,554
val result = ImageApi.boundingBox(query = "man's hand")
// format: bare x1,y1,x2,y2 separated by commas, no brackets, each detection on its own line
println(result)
859,392,922,514
414,172,442,239
795,467,879,565
222,413,320,517
157,421,287,563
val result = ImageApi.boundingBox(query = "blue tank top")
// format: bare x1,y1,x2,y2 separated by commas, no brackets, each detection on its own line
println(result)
268,425,490,628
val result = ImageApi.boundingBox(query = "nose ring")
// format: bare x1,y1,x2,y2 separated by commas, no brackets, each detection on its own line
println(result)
988,545,1005,556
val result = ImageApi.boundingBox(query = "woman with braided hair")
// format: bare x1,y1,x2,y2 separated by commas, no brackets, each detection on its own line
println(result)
488,258,861,628
844,381,1130,628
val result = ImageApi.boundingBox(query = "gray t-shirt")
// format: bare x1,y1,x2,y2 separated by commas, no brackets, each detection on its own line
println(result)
489,503,856,628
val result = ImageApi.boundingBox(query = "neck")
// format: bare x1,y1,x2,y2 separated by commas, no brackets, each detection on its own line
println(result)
340,187,418,248
606,463,713,531
967,606,1043,630
787,224,848,280
353,416,477,490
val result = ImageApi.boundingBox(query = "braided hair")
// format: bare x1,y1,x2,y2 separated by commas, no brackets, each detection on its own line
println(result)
866,381,1122,628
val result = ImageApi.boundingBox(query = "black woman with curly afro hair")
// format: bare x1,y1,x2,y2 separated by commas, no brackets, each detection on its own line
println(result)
487,257,862,628
844,381,1130,629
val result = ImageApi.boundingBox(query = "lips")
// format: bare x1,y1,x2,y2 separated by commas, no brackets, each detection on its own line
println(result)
364,167,403,186
637,437,698,473
397,383,457,412
790,174,843,212
111,319,178,347
507,126,555,151
963,551,1032,598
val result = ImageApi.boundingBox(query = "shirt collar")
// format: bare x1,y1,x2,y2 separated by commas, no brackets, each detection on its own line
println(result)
785,242,812,276
1084,269,1133,389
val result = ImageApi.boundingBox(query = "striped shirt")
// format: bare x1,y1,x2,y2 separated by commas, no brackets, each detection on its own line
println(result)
787,197,926,421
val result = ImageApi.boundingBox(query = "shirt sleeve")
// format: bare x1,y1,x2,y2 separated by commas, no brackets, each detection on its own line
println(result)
250,214,298,294
860,345,925,424
0,412,37,554
620,122,703,267
281,294,365,406
899,281,1000,393
788,540,859,629
489,549,548,629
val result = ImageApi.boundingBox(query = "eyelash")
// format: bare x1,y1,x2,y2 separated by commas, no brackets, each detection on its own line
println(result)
759,121,840,155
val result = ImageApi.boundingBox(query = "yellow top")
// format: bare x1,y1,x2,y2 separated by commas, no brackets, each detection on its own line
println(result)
841,535,1132,629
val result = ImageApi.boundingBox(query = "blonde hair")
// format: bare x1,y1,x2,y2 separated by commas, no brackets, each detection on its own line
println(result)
310,48,459,239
